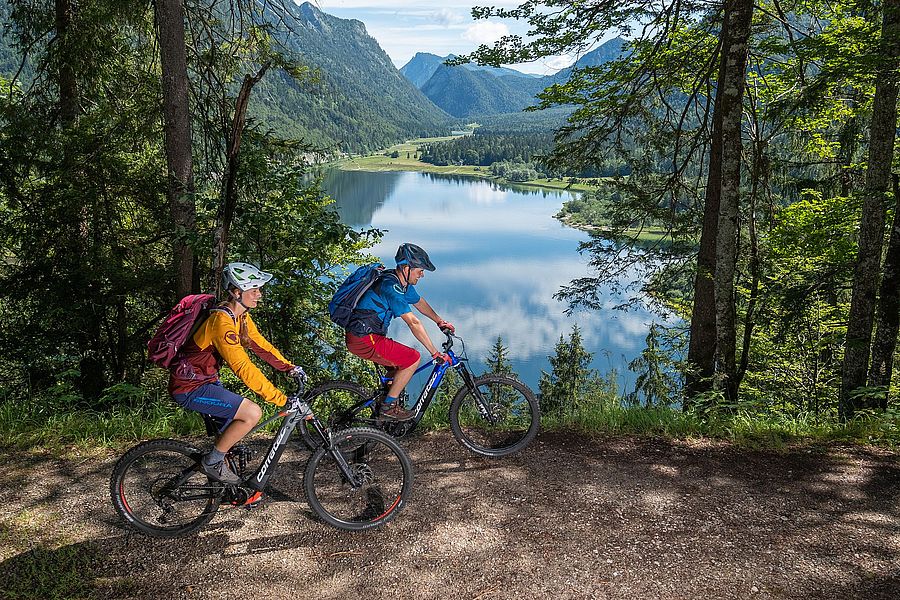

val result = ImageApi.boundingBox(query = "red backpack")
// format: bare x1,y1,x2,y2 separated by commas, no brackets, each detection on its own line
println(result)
147,294,217,369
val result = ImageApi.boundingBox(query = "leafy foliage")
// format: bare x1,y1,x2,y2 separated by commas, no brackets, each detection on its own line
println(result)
0,1,374,410
458,0,900,419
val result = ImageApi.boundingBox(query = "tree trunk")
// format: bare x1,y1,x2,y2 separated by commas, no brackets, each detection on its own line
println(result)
55,0,106,398
840,0,900,419
55,0,78,123
156,0,196,299
685,24,728,404
212,62,271,295
737,136,763,388
869,176,900,409
714,0,754,403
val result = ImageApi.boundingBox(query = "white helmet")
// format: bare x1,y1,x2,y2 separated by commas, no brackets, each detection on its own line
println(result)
223,262,273,292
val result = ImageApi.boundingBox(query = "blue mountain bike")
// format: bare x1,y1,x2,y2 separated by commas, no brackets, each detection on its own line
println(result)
301,330,540,457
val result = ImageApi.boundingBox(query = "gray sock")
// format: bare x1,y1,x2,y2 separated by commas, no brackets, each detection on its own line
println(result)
204,448,226,465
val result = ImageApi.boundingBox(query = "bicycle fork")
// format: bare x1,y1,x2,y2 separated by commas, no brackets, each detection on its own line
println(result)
457,364,500,426
306,416,366,489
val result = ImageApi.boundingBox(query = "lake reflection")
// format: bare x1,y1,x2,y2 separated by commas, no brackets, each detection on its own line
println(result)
324,170,665,392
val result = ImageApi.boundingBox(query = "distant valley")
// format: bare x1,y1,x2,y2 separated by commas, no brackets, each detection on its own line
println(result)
0,1,625,152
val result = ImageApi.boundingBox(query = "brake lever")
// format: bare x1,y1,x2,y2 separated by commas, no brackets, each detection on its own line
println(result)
441,330,454,353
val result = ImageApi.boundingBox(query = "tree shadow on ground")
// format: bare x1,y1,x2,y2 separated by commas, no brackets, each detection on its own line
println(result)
2,432,899,599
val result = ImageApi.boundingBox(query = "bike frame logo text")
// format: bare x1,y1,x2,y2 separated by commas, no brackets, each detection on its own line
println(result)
257,427,289,483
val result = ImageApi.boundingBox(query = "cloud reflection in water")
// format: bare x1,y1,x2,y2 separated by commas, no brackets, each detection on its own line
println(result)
325,171,670,391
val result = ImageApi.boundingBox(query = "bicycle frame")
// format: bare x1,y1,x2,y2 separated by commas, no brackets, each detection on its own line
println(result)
165,396,363,502
243,403,365,492
337,334,500,428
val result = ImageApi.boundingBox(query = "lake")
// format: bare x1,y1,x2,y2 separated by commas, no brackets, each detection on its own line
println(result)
323,169,667,394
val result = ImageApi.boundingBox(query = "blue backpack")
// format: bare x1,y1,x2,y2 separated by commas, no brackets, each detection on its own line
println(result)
328,263,386,329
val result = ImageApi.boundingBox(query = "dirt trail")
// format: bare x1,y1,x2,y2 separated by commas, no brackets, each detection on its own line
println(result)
1,432,898,600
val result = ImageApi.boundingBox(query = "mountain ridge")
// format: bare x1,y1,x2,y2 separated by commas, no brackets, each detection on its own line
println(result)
401,37,627,118
252,1,450,151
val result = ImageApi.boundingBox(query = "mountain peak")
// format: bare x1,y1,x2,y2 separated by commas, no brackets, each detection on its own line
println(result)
297,1,325,30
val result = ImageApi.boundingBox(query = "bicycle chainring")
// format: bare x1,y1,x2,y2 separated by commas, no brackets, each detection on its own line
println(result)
379,420,415,437
223,487,250,506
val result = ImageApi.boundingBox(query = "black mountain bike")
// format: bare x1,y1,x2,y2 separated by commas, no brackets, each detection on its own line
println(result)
301,330,540,458
110,377,412,537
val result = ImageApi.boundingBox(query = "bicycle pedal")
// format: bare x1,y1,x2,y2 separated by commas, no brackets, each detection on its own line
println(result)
242,491,265,509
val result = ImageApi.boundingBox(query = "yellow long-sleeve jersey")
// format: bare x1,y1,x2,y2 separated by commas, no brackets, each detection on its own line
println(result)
169,308,293,406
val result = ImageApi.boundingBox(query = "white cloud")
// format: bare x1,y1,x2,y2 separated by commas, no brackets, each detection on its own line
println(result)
463,21,510,45
544,55,577,70
316,1,574,75
433,8,467,26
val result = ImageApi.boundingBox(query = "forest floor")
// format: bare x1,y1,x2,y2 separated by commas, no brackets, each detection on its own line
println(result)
1,431,898,600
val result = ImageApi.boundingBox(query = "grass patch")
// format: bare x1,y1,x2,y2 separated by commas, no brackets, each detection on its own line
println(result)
1,507,97,600
335,137,598,194
541,404,900,449
3,383,898,453
0,398,206,451
3,543,98,600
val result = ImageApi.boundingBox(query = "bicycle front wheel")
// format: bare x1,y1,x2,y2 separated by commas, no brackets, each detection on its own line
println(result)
110,439,223,538
304,427,412,531
300,380,374,450
449,374,540,457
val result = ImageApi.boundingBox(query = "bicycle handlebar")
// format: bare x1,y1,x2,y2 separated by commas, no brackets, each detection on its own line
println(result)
441,328,454,353
289,374,307,397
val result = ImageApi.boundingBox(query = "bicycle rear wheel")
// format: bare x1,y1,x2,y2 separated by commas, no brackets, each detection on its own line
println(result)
449,374,540,457
304,427,412,531
110,439,223,538
300,380,374,450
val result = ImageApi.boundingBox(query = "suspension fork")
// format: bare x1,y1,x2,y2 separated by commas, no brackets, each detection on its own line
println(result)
455,363,499,425
306,415,364,488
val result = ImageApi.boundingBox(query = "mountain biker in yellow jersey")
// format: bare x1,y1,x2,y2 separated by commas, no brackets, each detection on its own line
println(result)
344,243,454,420
170,262,306,484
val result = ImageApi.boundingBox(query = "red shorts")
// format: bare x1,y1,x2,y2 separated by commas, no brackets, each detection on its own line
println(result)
345,332,420,370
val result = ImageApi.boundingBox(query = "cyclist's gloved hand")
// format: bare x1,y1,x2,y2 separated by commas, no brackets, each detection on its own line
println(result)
287,365,307,381
285,394,311,417
431,351,452,364
437,320,455,334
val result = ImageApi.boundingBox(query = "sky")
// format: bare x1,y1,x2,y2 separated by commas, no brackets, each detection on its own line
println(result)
312,0,578,75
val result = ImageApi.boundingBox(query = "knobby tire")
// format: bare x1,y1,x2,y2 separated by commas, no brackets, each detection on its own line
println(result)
304,427,412,531
449,374,540,457
110,439,223,538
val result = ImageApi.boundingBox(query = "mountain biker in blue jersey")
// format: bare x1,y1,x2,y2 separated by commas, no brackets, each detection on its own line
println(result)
344,243,454,420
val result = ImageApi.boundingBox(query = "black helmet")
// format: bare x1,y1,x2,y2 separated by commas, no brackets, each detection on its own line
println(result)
395,243,435,271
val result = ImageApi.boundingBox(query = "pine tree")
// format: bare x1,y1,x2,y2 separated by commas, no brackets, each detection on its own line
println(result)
484,336,513,375
539,325,594,416
628,324,677,407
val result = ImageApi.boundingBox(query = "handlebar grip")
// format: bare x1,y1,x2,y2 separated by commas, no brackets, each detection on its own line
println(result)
440,327,453,336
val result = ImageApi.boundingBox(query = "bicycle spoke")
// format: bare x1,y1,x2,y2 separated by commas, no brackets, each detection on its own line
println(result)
111,440,223,538
450,375,540,457
305,428,412,530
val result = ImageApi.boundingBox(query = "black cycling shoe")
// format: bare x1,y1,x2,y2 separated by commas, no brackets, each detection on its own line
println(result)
200,456,242,485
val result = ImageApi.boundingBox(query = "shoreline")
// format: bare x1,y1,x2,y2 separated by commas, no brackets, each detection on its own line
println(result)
332,137,600,195
336,158,598,194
